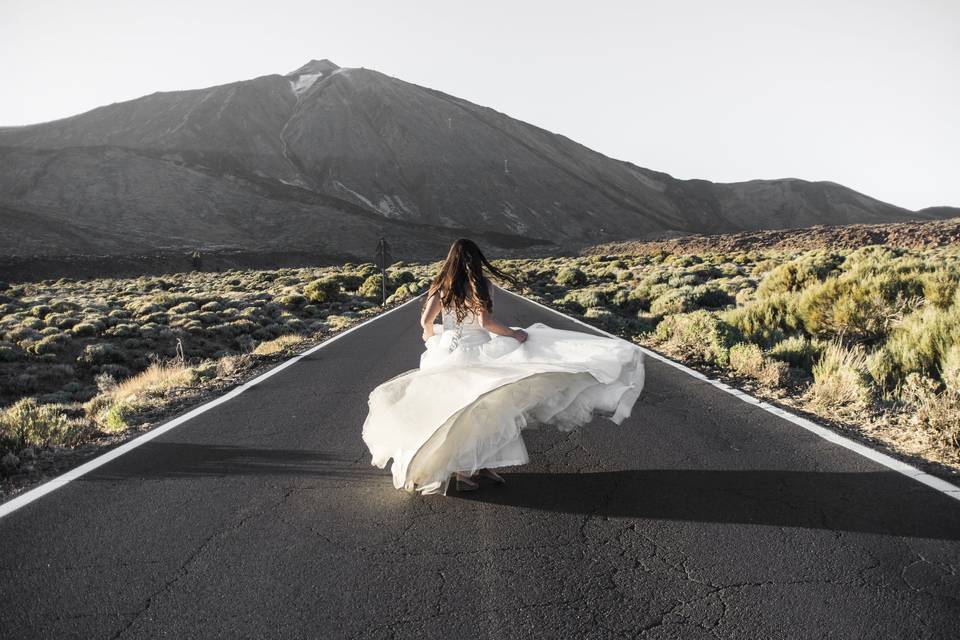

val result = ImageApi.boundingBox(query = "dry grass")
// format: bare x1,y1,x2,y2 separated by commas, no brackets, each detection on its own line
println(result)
84,361,196,432
252,334,306,356
807,341,873,413
729,343,788,387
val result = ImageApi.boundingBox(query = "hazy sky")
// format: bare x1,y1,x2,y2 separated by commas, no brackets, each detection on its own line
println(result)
3,0,957,210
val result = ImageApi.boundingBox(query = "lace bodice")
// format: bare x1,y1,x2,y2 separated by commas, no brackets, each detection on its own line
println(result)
441,306,480,330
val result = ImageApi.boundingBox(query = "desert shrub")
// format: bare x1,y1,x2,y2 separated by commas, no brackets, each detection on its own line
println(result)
169,301,198,314
692,284,733,308
27,332,71,356
70,322,98,337
729,343,765,377
654,310,741,366
304,277,342,303
755,251,843,298
197,312,219,324
103,402,135,432
358,274,387,300
734,288,755,306
278,293,308,308
869,304,960,389
392,270,416,285
582,307,631,333
333,273,364,291
899,373,960,450
106,323,138,338
941,343,960,392
29,305,51,319
77,343,126,365
555,267,588,287
0,398,86,450
610,287,650,313
666,273,698,288
560,289,606,313
356,263,379,278
728,342,789,387
921,267,960,309
388,282,420,303
796,268,923,342
807,340,873,412
768,335,819,371
44,312,79,329
649,288,696,316
721,294,802,348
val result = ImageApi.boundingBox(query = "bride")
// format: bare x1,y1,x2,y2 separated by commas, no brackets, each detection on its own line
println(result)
361,238,645,495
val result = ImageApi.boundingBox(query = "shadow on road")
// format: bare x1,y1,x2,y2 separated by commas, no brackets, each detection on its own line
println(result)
458,469,960,540
82,441,382,481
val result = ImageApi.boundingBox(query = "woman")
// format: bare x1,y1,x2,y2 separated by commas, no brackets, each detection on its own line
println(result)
361,239,645,495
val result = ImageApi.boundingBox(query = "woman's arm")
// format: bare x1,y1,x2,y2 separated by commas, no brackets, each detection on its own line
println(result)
420,292,442,341
478,282,528,343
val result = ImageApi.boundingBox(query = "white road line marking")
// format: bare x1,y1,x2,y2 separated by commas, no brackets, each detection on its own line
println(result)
0,295,424,520
503,288,960,503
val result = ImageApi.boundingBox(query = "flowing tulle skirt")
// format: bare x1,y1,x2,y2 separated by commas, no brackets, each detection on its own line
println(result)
361,322,645,494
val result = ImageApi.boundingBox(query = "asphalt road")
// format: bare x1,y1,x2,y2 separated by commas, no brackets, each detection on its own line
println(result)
2,292,959,639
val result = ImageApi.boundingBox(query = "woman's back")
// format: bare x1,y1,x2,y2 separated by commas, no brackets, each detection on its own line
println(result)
438,280,492,332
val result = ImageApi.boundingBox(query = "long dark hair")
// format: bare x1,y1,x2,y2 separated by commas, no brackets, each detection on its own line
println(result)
426,239,520,322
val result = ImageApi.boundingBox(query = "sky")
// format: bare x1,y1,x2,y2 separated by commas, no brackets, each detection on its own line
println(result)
2,0,957,210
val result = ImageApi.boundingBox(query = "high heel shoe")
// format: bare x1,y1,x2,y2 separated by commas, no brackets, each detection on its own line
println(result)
476,468,506,485
442,472,479,495
455,473,480,491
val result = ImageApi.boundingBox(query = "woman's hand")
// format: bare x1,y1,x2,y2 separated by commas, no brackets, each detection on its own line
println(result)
511,329,529,344
422,328,434,342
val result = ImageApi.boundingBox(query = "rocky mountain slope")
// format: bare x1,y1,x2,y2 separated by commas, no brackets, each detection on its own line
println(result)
0,59,947,261
583,216,960,256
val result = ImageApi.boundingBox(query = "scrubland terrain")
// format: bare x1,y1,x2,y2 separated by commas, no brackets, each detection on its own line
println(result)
499,240,960,474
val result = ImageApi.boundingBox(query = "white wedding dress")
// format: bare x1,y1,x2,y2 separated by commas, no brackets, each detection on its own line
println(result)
361,293,645,495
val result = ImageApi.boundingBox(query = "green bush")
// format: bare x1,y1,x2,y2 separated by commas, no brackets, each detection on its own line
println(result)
729,342,788,386
654,310,741,366
277,293,308,308
555,267,588,287
304,277,342,303
27,333,71,356
755,252,842,299
169,301,198,314
0,398,86,449
692,284,733,309
103,401,134,432
721,294,802,348
797,268,923,342
729,342,765,376
807,340,873,411
921,267,960,309
70,322,98,337
768,335,818,371
870,304,960,389
358,274,387,301
78,343,126,366
650,288,696,315
560,289,607,313
392,270,416,285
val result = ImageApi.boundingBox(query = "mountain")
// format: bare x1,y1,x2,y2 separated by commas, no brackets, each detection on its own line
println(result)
0,59,947,263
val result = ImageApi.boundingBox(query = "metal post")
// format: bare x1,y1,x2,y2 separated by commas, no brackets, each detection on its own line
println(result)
375,237,392,306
